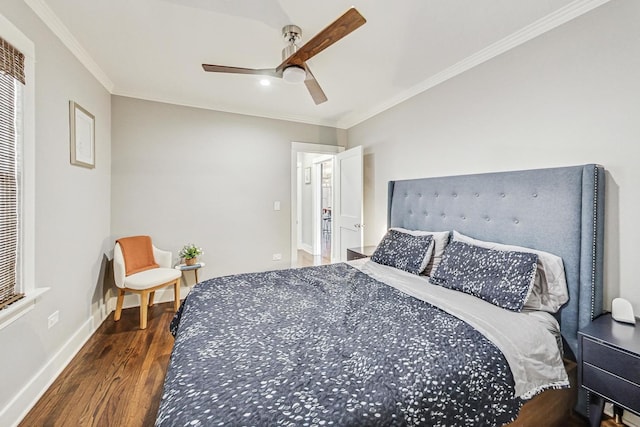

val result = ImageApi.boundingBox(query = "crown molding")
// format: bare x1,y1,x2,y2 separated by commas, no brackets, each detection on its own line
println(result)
337,0,612,129
24,0,115,92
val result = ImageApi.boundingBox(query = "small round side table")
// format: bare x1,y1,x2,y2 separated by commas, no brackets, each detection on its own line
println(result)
174,261,205,284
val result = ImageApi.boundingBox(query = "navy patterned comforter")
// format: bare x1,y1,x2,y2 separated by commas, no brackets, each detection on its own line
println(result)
157,263,523,426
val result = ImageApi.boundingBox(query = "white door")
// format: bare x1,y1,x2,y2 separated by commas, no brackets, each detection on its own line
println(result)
333,146,363,262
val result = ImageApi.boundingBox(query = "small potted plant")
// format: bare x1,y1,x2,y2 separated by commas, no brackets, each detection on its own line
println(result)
179,243,203,266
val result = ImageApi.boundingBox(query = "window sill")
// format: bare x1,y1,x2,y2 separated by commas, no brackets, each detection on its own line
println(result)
0,288,49,330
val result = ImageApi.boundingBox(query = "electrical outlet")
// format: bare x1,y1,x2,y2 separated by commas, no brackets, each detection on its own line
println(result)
48,311,59,329
272,253,282,261
273,201,281,211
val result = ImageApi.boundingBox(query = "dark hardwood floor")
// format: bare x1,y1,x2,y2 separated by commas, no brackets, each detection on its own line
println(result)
20,302,623,427
20,303,176,427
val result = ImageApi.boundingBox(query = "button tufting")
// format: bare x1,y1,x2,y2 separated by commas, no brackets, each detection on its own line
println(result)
461,216,466,220
418,193,422,198
474,193,479,197
435,192,439,198
532,193,538,198
441,214,446,218
485,217,490,222
453,193,457,198
514,219,519,224
500,193,505,198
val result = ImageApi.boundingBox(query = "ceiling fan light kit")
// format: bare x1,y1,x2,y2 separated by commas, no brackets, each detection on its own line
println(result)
283,66,306,84
202,7,366,104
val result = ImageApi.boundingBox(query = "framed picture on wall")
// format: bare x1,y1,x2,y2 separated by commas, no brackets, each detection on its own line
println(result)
69,101,95,169
304,167,311,184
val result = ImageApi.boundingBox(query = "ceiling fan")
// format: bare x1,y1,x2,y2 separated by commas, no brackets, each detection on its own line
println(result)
202,7,366,105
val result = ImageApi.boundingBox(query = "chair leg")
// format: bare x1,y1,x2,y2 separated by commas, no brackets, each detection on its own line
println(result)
140,291,148,329
114,288,125,321
174,280,181,312
149,291,155,307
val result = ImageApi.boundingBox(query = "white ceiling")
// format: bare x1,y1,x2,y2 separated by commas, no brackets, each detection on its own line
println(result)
28,0,608,128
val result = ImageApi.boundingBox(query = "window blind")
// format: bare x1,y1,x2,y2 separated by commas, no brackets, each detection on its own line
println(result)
0,35,23,310
0,37,25,84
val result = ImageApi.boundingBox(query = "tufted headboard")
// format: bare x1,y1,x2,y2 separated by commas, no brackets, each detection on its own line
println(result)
387,164,605,360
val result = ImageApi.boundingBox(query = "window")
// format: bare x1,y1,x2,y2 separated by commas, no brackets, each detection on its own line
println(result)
0,15,38,329
0,37,25,310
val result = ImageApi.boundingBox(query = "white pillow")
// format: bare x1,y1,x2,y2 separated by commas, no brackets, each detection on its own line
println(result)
452,231,568,313
391,228,450,276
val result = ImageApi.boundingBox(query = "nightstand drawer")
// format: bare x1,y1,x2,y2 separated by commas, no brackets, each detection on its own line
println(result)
583,364,640,411
583,337,640,385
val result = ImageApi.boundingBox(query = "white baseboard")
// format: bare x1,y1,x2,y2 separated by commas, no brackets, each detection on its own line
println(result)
1,316,99,427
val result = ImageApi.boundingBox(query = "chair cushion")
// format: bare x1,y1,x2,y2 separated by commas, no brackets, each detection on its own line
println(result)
123,267,182,290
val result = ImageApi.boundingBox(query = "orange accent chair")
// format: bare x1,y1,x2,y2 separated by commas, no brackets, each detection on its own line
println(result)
112,236,181,329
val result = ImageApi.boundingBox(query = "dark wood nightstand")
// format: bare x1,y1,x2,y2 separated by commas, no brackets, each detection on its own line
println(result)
579,313,640,427
346,245,377,261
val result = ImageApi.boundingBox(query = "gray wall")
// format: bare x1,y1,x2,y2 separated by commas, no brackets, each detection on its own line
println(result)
0,1,111,424
348,1,640,315
111,96,345,282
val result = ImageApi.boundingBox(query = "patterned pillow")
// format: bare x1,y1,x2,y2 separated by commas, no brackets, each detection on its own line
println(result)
371,229,434,275
390,228,451,277
430,241,538,312
452,231,568,313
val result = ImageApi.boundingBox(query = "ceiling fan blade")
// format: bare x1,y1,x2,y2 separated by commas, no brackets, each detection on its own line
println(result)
202,64,281,78
303,64,327,105
277,7,366,71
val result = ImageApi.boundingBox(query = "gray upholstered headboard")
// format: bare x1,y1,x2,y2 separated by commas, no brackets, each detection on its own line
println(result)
387,164,605,360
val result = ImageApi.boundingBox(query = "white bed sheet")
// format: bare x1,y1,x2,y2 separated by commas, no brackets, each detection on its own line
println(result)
349,258,569,399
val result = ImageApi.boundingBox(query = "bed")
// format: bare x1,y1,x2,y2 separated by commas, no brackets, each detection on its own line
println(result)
156,164,605,426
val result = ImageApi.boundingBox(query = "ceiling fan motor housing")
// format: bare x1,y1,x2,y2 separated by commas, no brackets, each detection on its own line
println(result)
282,44,298,61
282,25,302,44
282,25,301,62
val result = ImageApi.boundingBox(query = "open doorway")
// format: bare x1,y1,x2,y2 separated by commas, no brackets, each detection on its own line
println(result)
296,152,334,267
319,159,333,262
290,142,344,268
291,143,363,266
